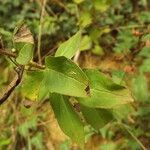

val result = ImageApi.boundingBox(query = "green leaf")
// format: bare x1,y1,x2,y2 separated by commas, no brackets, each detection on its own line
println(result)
140,58,150,73
93,0,111,12
100,142,117,150
111,104,134,120
49,93,84,148
55,31,81,59
114,29,138,53
80,105,113,129
77,69,133,108
80,35,92,51
138,47,150,58
59,140,71,150
112,70,126,85
0,139,11,147
16,43,34,65
18,117,37,137
92,44,104,55
79,11,92,27
73,0,84,4
137,107,150,116
21,70,47,101
142,33,150,41
139,11,150,23
22,56,89,100
31,132,44,150
13,23,34,65
132,74,149,102
45,56,89,97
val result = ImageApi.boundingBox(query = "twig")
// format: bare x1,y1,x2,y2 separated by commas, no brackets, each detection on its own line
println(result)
41,45,58,61
0,49,17,57
0,49,45,69
73,50,80,64
116,24,146,30
0,36,4,49
97,24,147,32
29,61,45,69
0,66,24,105
37,0,47,64
119,122,147,150
52,0,69,12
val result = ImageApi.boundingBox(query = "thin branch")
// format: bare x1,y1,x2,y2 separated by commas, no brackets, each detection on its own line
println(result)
37,0,47,65
0,66,24,105
0,49,45,69
52,0,69,12
41,45,58,61
0,49,17,57
29,61,45,69
116,24,146,30
0,36,4,49
119,122,147,150
73,50,80,64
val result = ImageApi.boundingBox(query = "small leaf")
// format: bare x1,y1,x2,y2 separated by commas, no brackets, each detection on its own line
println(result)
13,23,34,45
45,56,89,97
0,139,11,147
112,70,126,85
114,29,138,53
16,43,34,65
18,117,37,138
139,11,150,23
31,132,44,150
142,33,150,41
111,104,134,120
132,74,149,102
92,44,104,55
140,58,150,73
49,93,84,148
73,0,84,4
79,11,92,27
55,31,81,59
138,47,150,58
21,71,46,101
77,69,133,108
13,23,34,65
100,142,117,150
80,35,92,51
80,105,113,129
93,0,111,12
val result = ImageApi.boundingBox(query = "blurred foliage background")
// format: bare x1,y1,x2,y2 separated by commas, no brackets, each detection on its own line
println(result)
0,0,150,150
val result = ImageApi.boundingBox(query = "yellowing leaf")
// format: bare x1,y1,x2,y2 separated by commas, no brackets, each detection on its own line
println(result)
21,71,45,101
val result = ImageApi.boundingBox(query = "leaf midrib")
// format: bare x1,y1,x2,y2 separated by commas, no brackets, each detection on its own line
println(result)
90,87,130,98
47,68,88,88
61,97,82,141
